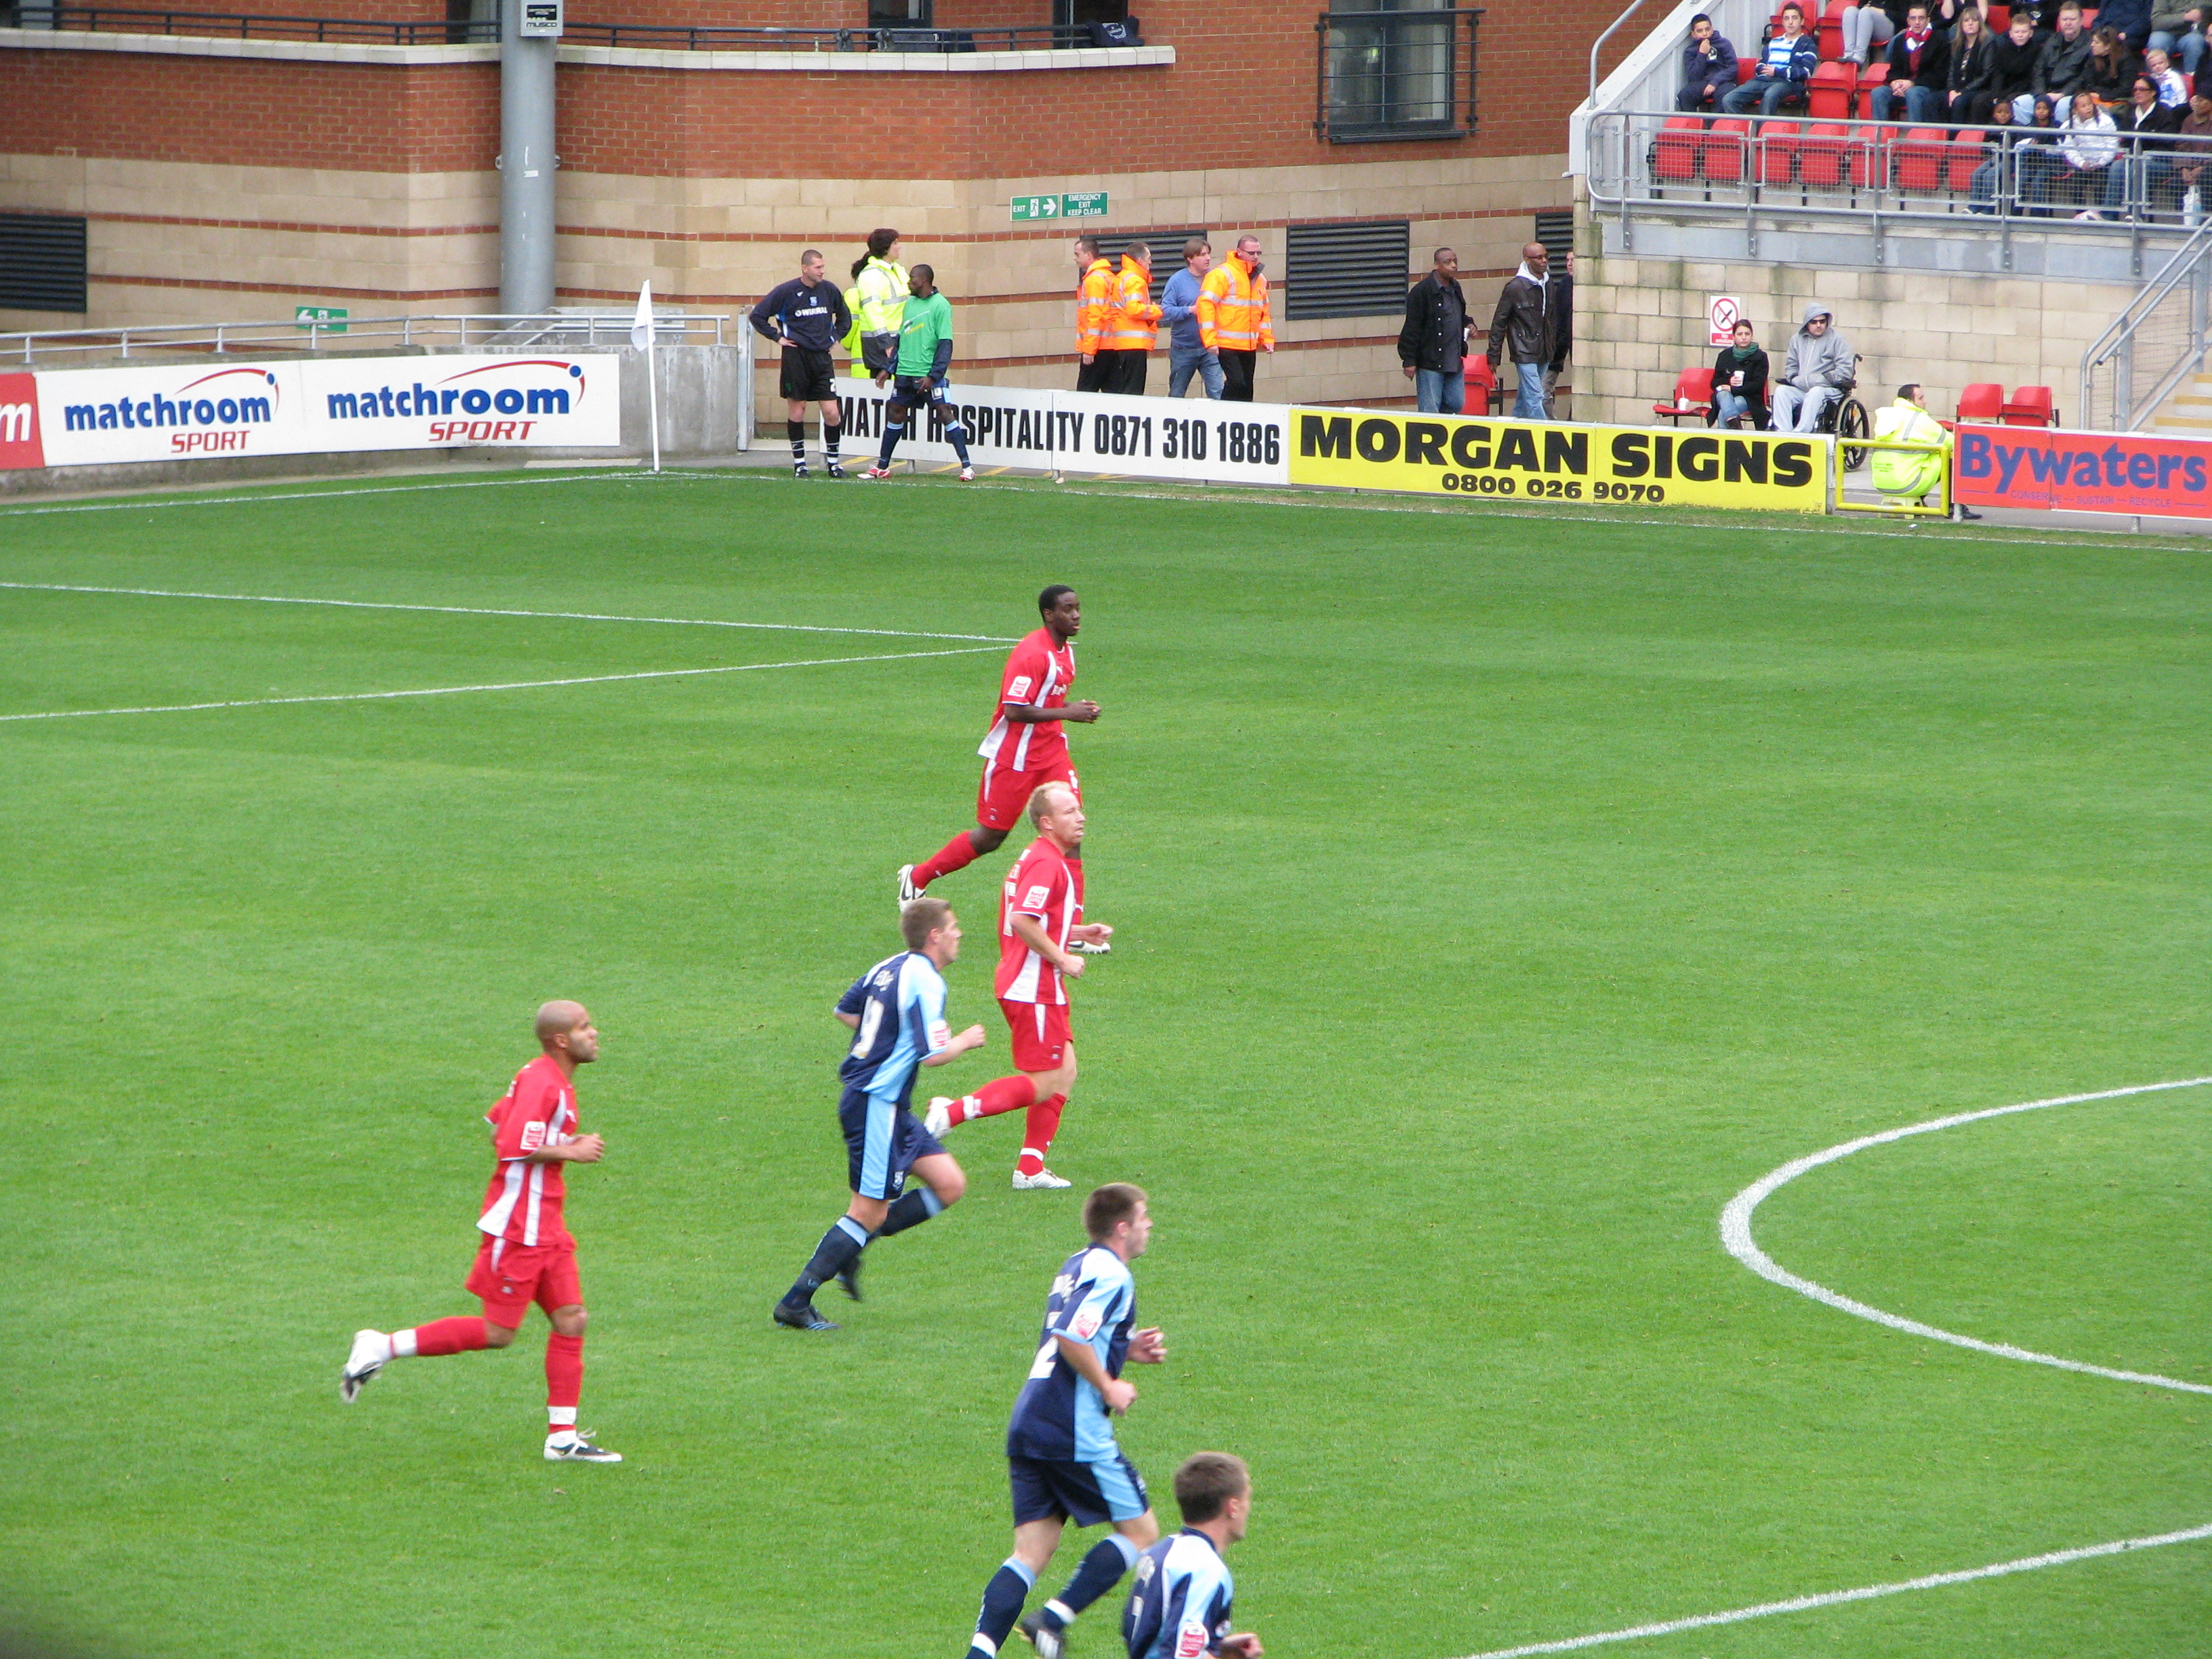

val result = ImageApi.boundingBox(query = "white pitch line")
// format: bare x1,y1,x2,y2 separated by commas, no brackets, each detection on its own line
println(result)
0,581,1018,644
1452,1521,2212,1659
1721,1076,2212,1393
0,644,1001,724
0,471,607,517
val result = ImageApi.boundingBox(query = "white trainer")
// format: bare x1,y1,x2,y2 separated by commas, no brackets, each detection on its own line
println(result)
959,465,976,481
924,1096,955,1138
1066,939,1111,955
546,1431,623,1463
340,1328,389,1403
1012,1168,1073,1191
897,864,923,907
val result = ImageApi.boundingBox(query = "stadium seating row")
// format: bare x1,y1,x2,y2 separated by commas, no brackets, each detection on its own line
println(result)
1656,117,1994,190
1651,371,2058,426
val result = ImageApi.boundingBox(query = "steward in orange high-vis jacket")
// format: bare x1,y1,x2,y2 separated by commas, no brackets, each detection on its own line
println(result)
1101,241,1162,395
1195,235,1274,403
1073,235,1120,394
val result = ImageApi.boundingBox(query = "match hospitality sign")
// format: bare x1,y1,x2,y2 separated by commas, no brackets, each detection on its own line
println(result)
0,353,621,470
1285,409,1830,512
1952,422,2212,518
832,378,1290,486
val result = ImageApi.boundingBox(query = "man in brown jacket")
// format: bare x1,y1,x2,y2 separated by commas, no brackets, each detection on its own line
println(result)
1486,242,1555,420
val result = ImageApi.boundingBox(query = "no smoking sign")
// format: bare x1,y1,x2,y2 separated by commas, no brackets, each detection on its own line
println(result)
1708,294,1742,346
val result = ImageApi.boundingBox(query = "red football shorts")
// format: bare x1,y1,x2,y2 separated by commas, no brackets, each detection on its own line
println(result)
1002,997,1073,1072
465,1234,583,1328
977,758,1080,833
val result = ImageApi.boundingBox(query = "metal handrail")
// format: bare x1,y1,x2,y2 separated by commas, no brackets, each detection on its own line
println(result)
24,5,497,42
1589,0,1668,110
558,20,1105,52
0,310,735,366
2079,217,2212,428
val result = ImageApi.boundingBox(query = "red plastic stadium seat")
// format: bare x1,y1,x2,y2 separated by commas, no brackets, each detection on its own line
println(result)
1946,126,1989,192
1703,118,1752,182
1818,0,1847,60
1809,59,1857,118
1986,3,2009,27
2000,384,2057,426
1846,122,1885,183
1654,365,1717,425
1957,382,2005,422
1894,126,1949,191
1463,354,1503,414
1654,115,1703,182
1760,120,1802,182
1738,55,1759,81
1799,121,1851,184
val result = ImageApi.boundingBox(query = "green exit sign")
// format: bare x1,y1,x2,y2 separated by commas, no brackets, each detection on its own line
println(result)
295,305,348,332
1010,192,1109,222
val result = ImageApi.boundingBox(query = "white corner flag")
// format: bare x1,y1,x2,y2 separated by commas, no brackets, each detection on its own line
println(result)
631,279,661,473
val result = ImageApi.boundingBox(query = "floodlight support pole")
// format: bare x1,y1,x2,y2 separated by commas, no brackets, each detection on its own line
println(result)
499,0,558,317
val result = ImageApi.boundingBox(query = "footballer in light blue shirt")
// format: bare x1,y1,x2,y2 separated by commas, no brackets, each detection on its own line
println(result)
772,897,986,1332
964,1184,1166,1659
1124,1453,1261,1659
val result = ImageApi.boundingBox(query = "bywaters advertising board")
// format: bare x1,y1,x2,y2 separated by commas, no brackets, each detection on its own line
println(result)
2,353,620,470
1286,410,1831,512
1953,423,2212,518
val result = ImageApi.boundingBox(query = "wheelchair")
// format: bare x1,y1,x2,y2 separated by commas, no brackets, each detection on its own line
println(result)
1809,354,1870,471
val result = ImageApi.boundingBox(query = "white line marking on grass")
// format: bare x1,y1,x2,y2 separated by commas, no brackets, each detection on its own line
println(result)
0,472,605,517
1452,1522,2212,1659
0,581,1017,644
1721,1076,2212,1393
0,644,1001,724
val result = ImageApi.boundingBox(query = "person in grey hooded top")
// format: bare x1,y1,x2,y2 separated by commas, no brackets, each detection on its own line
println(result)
1771,303,1855,434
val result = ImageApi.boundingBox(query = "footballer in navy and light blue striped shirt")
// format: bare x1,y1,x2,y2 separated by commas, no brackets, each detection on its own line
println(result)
1123,1453,1259,1659
772,898,986,1332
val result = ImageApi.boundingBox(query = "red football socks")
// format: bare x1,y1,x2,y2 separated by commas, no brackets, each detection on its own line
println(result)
912,832,982,889
410,1316,494,1357
949,1074,1037,1126
545,1332,584,1410
1017,1092,1067,1176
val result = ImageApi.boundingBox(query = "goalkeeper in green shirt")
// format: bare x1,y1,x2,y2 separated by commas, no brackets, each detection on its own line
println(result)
863,264,976,482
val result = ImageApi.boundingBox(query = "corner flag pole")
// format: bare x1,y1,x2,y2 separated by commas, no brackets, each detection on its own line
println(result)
630,279,661,473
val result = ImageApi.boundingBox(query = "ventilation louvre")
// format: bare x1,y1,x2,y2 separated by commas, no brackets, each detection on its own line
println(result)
1094,230,1208,304
1284,219,1410,321
0,213,88,313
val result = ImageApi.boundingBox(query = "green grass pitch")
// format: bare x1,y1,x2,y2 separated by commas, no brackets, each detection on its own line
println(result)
1,470,2206,1659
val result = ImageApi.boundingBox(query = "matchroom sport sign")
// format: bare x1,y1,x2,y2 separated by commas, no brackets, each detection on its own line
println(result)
1286,409,1830,512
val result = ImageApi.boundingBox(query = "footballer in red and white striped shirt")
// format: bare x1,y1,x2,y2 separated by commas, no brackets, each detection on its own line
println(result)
338,1001,622,1463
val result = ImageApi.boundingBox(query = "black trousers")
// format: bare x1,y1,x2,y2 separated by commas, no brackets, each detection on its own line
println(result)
1106,350,1148,395
1219,350,1256,402
1078,351,1120,394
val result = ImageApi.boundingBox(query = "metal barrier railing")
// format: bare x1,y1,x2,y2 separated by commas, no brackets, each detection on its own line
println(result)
15,5,498,42
1587,107,2207,264
2079,218,2212,429
558,20,1107,52
0,311,734,365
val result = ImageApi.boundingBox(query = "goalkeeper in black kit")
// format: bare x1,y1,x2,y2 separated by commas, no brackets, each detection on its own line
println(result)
750,248,854,478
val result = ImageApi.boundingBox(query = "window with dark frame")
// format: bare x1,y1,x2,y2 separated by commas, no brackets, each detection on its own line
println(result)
1316,0,1479,143
1284,220,1410,321
0,213,88,313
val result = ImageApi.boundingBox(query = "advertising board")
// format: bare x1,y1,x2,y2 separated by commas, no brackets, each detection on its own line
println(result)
1285,409,1830,512
1953,423,2212,518
9,354,621,470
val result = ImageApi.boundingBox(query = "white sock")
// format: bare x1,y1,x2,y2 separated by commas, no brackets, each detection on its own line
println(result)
388,1330,414,1360
548,1408,578,1440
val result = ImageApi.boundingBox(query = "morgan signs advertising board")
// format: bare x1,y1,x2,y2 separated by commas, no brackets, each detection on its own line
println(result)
12,354,621,470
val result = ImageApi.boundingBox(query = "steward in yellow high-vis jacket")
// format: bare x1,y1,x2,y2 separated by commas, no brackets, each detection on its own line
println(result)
1195,234,1275,403
848,228,909,384
1101,240,1162,395
1073,234,1120,394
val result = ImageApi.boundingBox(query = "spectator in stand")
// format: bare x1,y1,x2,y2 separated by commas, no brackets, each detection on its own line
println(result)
1840,0,1908,66
2093,0,2155,50
1945,7,1997,123
1545,248,1574,418
1710,319,1769,428
2019,94,2066,210
1871,4,1952,122
1399,247,1470,414
2143,44,2191,102
2116,70,2183,206
2148,85,2212,208
1991,8,2044,122
2083,25,2142,104
1723,3,1820,113
2034,3,2095,109
1160,238,1222,401
1771,303,1854,434
2147,6,2207,79
1676,13,1740,111
1485,243,1555,422
2058,87,2127,215
1968,99,2019,208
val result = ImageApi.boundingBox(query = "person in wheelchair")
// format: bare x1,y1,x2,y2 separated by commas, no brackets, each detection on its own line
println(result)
1771,303,1854,434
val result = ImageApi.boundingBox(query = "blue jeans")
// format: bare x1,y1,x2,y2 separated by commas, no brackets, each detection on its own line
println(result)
1713,386,1759,427
1167,344,1224,399
1722,75,1806,115
2147,26,2206,74
1868,82,1943,124
1415,367,1465,413
1513,361,1547,420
